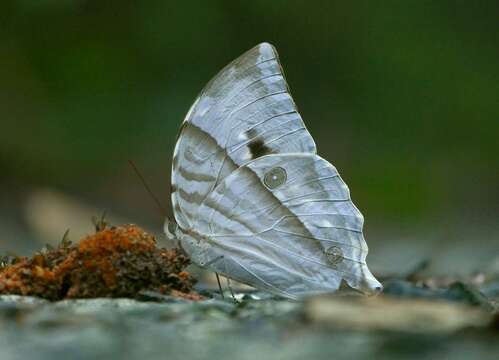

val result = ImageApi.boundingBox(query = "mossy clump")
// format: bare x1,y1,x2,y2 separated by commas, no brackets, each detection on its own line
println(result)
0,224,200,301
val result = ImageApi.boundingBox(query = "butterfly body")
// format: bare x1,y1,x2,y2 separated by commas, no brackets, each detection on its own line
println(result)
167,43,382,299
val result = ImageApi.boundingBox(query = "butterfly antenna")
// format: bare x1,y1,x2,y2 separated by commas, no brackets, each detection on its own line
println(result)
220,257,238,303
215,273,225,299
128,160,168,220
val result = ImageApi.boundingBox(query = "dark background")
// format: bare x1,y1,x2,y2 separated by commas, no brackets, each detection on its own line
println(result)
1,1,498,275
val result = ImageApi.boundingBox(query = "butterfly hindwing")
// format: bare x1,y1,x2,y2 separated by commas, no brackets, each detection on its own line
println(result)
188,153,381,298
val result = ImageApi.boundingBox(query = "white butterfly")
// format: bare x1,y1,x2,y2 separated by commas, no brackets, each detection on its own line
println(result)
165,43,382,299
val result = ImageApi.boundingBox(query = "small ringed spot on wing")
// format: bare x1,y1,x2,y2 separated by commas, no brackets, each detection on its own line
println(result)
263,167,287,189
325,246,343,266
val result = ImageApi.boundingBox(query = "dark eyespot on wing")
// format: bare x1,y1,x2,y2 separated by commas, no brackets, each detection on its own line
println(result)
248,137,272,159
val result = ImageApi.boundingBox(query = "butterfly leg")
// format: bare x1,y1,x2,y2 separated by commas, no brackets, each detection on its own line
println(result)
215,273,225,299
221,257,238,303
203,255,226,299
225,277,237,303
204,255,238,302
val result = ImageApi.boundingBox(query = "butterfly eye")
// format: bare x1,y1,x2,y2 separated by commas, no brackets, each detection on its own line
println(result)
167,221,178,234
325,246,343,266
263,167,287,189
164,220,178,240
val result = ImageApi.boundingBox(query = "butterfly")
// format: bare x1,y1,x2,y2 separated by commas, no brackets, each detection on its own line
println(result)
165,43,382,299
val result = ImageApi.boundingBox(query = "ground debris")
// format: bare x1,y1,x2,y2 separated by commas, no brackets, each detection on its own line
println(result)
383,280,495,311
0,224,201,301
305,295,492,334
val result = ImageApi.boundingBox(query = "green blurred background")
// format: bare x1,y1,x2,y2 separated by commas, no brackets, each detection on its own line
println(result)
1,1,498,273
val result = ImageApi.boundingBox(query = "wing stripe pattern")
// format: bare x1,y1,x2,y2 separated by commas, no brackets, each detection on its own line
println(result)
171,121,237,228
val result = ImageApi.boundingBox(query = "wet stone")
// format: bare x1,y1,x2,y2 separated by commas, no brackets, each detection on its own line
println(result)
0,287,498,360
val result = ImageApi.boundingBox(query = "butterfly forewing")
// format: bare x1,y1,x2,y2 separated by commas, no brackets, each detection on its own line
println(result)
171,43,316,229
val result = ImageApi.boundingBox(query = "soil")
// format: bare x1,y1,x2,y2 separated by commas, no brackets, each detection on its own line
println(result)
0,224,201,301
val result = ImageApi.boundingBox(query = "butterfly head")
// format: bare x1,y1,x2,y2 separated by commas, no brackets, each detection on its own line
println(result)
164,218,179,241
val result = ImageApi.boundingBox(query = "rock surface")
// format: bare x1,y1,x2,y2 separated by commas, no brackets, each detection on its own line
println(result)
1,285,498,360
